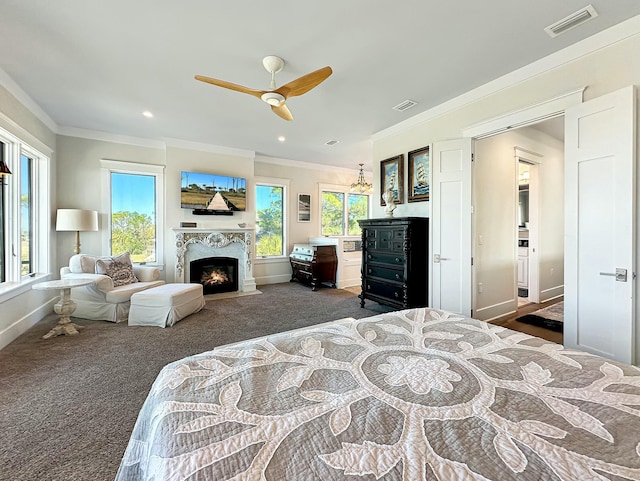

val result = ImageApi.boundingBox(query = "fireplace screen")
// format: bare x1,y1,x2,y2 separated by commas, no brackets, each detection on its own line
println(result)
190,257,238,294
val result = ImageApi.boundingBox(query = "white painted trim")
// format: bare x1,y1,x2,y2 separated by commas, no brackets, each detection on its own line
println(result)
164,137,255,158
474,299,517,322
463,88,584,139
373,14,640,142
59,126,166,150
0,67,58,133
254,273,291,285
0,110,54,156
256,155,369,175
514,147,544,164
0,298,56,351
540,285,564,303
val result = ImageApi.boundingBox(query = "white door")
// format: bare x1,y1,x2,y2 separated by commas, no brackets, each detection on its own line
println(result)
431,138,473,316
565,85,636,364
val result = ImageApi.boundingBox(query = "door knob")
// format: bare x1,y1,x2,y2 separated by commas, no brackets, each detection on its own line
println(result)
599,268,628,282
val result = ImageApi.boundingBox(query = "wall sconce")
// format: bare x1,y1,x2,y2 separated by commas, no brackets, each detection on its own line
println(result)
56,209,99,254
0,159,11,185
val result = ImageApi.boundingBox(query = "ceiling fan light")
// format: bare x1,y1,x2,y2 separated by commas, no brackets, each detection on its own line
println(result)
261,92,285,106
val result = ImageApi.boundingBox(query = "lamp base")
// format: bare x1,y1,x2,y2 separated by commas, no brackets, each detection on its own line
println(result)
74,231,81,254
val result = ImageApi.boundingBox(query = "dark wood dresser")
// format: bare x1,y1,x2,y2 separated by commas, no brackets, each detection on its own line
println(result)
357,217,429,309
289,244,338,291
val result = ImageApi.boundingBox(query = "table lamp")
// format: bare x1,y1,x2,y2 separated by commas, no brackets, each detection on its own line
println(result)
56,209,98,254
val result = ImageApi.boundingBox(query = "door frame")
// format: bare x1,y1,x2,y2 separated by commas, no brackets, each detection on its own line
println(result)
460,88,584,315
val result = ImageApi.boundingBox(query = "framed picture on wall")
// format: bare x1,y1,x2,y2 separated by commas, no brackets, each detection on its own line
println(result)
408,146,430,202
380,154,404,205
297,193,311,222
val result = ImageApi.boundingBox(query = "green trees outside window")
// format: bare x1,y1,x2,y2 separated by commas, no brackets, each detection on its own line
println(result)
256,185,284,256
111,173,156,263
322,191,369,236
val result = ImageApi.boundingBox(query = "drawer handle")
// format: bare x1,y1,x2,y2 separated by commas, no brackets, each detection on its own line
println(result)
367,284,371,290
394,292,399,298
368,269,372,274
367,254,372,260
395,273,400,280
395,257,401,263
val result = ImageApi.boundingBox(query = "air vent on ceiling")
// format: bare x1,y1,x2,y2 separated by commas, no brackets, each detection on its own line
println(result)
544,4,598,38
392,99,418,112
325,139,340,146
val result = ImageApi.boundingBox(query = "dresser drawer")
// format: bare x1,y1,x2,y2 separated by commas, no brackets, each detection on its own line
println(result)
290,260,312,273
365,264,405,283
365,251,405,266
364,279,405,302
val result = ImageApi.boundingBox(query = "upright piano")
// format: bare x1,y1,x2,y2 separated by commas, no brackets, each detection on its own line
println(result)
289,244,338,291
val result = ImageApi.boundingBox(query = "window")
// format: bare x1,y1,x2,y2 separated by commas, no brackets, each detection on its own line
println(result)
320,185,370,236
0,127,51,295
255,180,287,257
20,154,33,275
101,161,164,265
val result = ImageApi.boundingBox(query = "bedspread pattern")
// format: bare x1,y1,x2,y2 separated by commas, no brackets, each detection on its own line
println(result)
115,308,640,480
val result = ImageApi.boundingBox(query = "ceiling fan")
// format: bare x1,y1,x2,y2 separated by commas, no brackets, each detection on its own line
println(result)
195,56,332,121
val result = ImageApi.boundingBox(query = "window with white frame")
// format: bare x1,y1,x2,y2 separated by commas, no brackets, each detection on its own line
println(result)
320,184,370,236
255,178,288,258
0,128,50,289
101,160,164,265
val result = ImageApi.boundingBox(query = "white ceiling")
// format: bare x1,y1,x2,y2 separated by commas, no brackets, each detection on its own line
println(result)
0,1,638,169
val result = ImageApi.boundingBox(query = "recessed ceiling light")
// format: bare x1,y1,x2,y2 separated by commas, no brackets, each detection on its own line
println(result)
278,136,286,142
142,110,154,118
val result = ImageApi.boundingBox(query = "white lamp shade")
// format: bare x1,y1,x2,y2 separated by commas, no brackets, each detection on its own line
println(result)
56,209,98,232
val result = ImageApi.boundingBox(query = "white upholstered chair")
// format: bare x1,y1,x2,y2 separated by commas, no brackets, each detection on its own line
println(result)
60,253,165,322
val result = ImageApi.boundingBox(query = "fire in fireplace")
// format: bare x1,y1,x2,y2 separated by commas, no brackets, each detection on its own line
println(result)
190,257,239,294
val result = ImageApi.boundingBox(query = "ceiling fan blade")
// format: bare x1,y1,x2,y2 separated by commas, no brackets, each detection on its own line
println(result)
275,66,332,99
194,75,266,99
271,103,293,121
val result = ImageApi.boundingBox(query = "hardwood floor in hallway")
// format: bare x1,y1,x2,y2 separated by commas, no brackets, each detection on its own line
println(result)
489,297,564,344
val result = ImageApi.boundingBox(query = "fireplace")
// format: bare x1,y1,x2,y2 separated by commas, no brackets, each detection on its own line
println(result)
190,257,239,295
173,227,257,294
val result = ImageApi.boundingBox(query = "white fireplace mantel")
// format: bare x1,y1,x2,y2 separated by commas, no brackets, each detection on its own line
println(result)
172,227,256,292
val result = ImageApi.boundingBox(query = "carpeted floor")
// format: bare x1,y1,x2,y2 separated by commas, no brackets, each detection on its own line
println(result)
0,283,386,481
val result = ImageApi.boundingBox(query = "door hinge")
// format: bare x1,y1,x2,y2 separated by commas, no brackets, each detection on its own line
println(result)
471,257,474,266
471,153,475,162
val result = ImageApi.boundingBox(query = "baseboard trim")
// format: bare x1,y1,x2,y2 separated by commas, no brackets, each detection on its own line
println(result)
474,299,517,322
0,299,55,350
540,285,564,303
254,274,291,286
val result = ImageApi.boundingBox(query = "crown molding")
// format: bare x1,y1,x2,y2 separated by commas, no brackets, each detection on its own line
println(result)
0,67,58,133
163,137,255,158
58,126,166,149
255,154,367,175
372,14,640,142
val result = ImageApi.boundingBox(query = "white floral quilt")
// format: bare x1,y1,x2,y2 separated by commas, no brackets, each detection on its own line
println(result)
115,308,640,480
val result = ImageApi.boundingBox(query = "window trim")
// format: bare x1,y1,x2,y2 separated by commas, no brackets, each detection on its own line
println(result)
254,176,289,262
100,160,165,268
0,125,51,301
318,182,372,236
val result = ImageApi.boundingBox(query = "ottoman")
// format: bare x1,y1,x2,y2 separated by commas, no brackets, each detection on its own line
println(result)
129,283,205,327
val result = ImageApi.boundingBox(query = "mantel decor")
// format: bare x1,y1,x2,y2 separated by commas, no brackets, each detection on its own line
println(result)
408,146,430,202
380,154,404,205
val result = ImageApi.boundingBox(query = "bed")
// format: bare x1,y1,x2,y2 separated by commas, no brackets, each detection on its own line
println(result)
115,308,640,480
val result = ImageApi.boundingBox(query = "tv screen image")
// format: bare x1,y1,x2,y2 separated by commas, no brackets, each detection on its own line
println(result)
181,171,247,211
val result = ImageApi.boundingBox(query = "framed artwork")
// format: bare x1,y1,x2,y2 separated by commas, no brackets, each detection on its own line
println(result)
380,154,404,205
408,146,430,202
297,193,311,222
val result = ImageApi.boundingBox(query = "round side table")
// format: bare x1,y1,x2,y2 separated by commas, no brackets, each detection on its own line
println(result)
33,278,95,339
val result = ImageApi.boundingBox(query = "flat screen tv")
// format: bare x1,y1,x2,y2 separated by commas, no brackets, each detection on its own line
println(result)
181,171,247,212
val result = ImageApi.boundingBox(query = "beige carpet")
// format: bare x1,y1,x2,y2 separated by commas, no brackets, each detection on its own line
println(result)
531,301,564,322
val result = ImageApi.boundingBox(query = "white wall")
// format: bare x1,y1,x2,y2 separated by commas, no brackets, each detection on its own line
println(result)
0,84,58,349
473,127,564,321
370,23,640,326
